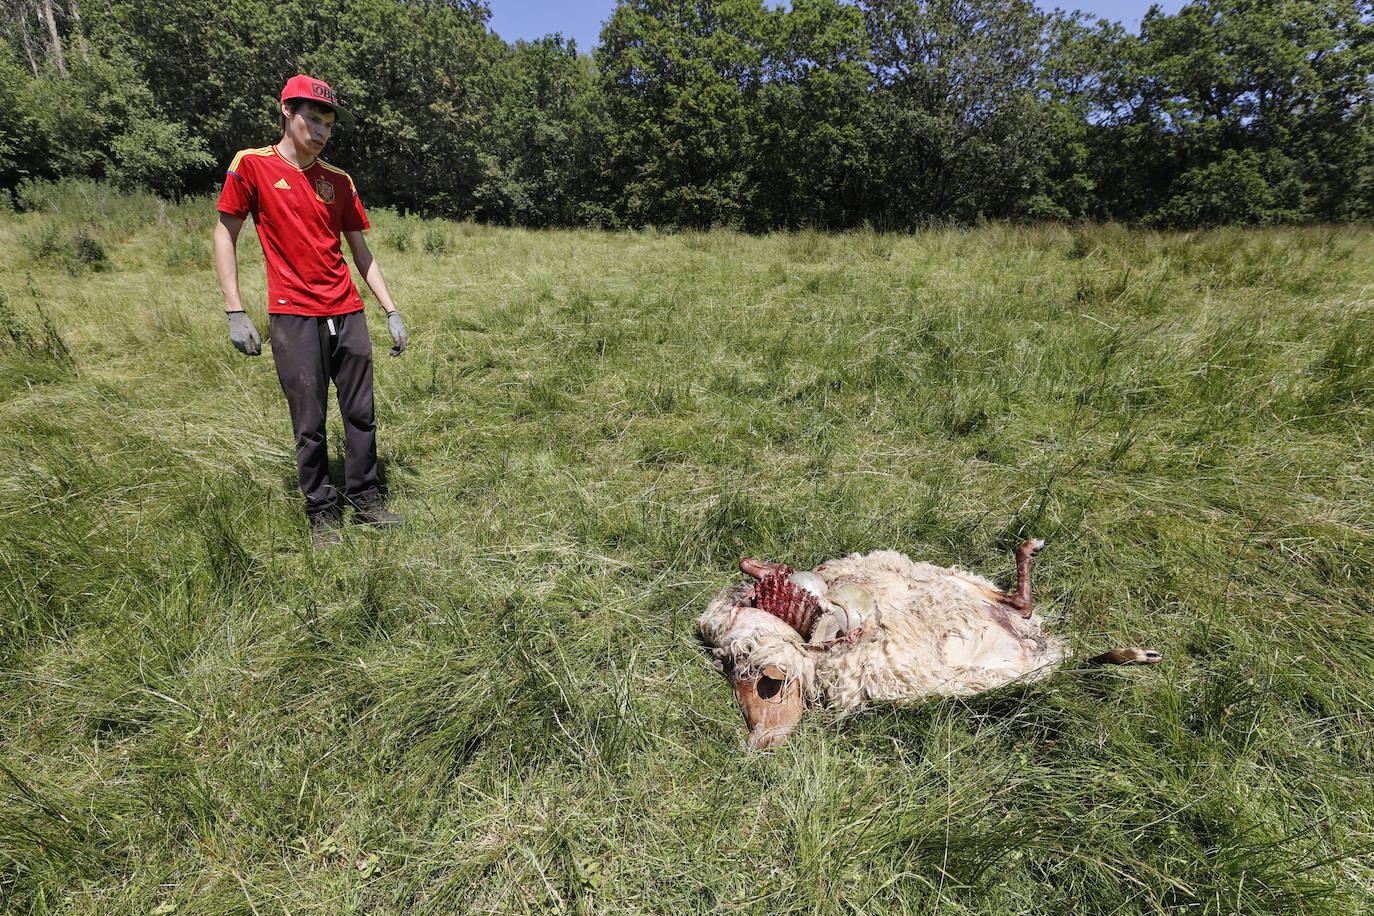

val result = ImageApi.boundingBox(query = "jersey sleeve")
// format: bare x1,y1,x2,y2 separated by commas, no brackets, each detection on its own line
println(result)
216,153,256,218
342,177,370,232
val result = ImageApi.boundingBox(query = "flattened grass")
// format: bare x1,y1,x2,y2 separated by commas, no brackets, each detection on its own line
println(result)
1,185,1372,914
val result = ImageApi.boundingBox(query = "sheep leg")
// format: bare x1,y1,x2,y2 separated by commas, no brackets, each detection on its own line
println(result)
1088,647,1164,665
996,537,1044,618
740,557,792,579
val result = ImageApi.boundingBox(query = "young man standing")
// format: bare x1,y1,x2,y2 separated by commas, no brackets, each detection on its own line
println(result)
213,74,408,547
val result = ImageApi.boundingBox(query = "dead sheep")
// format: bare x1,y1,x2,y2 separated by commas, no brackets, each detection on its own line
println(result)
698,539,1162,749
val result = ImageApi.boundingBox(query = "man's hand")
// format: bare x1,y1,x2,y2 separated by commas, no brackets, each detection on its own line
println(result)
227,311,262,356
387,311,408,356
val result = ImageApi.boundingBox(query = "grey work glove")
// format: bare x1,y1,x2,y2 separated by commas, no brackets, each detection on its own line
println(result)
387,310,408,356
226,310,262,356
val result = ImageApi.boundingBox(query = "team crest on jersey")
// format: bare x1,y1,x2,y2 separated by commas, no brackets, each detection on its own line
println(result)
314,179,335,204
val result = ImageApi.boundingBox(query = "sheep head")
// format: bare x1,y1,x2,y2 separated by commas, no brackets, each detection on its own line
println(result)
697,559,874,748
698,582,815,750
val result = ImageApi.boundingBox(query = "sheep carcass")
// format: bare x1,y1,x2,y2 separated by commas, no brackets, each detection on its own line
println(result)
698,539,1161,749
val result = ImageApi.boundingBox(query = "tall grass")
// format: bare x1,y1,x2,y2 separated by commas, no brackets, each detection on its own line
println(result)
1,187,1371,914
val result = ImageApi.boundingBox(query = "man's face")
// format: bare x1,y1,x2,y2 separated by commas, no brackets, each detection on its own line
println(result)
283,101,336,155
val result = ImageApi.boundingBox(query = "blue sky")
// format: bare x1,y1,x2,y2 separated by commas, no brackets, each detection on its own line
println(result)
486,1,1189,52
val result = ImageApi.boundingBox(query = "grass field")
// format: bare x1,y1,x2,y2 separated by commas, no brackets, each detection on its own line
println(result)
2,181,1373,915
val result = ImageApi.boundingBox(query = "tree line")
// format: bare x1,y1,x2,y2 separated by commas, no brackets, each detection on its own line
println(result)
2,0,1372,230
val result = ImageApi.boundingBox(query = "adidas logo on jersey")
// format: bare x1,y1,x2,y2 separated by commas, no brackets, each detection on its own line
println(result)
274,178,291,190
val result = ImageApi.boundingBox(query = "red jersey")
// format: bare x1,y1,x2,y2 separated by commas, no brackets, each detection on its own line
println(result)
216,145,371,316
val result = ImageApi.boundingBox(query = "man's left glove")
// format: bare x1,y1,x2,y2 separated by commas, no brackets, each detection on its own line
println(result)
227,310,262,356
387,310,408,356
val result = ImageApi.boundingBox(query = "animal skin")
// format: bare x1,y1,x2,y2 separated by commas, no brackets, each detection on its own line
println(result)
698,540,1162,749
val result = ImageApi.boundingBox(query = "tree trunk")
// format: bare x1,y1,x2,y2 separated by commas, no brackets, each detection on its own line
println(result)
13,0,42,77
20,26,41,77
65,0,90,65
40,0,67,76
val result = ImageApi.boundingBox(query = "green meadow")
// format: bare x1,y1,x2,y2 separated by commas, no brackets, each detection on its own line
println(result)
2,182,1373,915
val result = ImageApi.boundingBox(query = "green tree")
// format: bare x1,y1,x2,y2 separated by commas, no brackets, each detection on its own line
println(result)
89,0,496,213
754,0,873,228
0,43,44,188
17,42,214,196
474,36,610,227
598,0,770,228
292,0,499,216
1026,12,1135,219
64,0,268,192
1090,0,1374,224
861,0,1061,223
107,119,217,199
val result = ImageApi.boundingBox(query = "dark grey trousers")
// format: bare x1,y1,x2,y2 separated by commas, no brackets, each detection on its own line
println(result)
269,310,379,517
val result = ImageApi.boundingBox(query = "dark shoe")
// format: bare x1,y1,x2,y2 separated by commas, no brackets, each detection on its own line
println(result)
350,492,403,529
308,510,344,548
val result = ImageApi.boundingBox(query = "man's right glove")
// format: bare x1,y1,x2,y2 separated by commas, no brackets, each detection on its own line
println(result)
227,311,262,356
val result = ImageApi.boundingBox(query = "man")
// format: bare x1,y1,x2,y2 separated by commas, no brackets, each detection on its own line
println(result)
213,74,408,547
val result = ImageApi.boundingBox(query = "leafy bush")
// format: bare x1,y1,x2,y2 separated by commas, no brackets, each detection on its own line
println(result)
383,218,415,252
25,223,110,274
422,223,451,254
15,179,163,231
0,43,43,187
71,230,107,269
25,52,147,179
108,118,216,200
1147,150,1304,229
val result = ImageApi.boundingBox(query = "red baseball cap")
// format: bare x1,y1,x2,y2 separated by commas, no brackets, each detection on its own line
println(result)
280,74,353,123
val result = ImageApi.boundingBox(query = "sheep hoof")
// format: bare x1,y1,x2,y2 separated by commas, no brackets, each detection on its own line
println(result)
740,557,792,579
1003,537,1045,618
1088,647,1164,666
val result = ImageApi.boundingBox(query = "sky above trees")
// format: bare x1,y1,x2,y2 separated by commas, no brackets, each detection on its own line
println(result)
487,0,1187,51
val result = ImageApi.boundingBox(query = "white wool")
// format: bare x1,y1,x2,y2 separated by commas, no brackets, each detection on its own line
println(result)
698,550,1070,712
698,586,816,695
